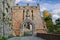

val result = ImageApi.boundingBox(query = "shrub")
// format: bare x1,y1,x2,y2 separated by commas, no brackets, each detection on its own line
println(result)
8,34,14,39
2,37,7,40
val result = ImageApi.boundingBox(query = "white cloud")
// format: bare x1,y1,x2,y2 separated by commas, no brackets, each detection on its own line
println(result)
52,9,60,14
26,0,33,1
40,3,60,23
40,3,53,11
53,15,60,19
52,14,60,24
15,0,22,3
40,7,47,11
15,0,35,4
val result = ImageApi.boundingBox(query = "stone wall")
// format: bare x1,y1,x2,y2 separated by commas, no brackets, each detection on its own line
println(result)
37,33,60,40
0,8,3,36
12,4,47,36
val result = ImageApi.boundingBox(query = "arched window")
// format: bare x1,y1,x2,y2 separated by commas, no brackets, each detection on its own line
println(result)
31,10,33,13
44,26,45,28
23,10,25,20
31,10,33,20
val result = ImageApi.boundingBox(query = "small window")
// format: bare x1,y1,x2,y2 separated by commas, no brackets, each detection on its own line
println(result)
31,10,33,13
31,10,33,20
44,26,45,28
23,10,25,13
23,10,25,20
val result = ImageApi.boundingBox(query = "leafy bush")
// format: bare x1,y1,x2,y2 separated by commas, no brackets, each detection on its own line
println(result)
53,29,60,34
8,34,14,39
0,35,7,40
2,37,7,40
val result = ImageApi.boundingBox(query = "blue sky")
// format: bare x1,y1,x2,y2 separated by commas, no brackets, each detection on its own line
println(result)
15,0,60,23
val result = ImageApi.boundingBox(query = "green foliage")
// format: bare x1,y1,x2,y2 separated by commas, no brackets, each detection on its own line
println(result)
0,35,7,40
8,34,14,39
53,18,60,34
55,18,60,27
43,12,60,33
46,20,54,28
54,25,57,30
53,29,60,34
23,31,32,36
24,31,30,36
46,20,54,32
2,37,7,40
44,14,52,21
43,10,55,33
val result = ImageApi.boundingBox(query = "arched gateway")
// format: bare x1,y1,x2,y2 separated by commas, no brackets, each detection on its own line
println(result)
20,9,35,36
20,17,35,36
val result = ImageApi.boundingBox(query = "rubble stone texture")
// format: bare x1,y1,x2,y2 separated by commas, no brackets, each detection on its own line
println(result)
0,0,47,37
12,4,47,36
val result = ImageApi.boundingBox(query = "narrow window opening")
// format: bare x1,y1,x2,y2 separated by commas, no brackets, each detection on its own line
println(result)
23,10,25,20
31,10,33,20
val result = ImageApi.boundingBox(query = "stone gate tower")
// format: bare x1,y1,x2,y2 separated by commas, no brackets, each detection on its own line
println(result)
12,4,47,36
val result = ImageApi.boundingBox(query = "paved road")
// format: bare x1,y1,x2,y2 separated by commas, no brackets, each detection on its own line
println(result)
8,36,45,40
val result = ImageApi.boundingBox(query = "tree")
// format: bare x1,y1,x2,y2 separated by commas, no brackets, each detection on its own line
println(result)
43,10,54,33
46,20,54,32
43,10,49,18
53,18,60,34
54,29,60,34
43,10,52,21
55,18,60,27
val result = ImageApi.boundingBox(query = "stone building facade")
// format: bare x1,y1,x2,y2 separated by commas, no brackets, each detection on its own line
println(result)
0,0,17,37
0,8,3,36
0,0,47,37
12,4,47,36
0,0,13,37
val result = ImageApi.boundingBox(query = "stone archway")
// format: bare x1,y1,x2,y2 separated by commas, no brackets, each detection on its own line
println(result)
20,18,35,36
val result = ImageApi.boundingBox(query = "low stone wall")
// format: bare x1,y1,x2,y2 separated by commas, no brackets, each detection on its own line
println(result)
36,33,60,40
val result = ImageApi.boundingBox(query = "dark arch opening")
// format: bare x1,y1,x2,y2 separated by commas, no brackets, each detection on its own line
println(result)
20,18,35,36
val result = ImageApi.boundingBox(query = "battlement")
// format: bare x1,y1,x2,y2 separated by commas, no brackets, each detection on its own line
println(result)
12,3,40,10
16,3,39,6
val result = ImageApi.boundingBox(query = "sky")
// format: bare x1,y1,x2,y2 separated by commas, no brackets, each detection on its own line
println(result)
15,0,60,24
